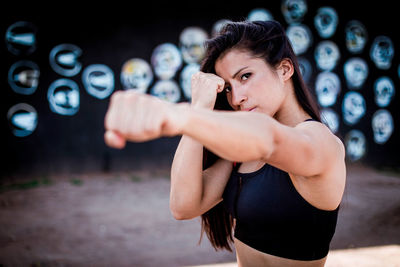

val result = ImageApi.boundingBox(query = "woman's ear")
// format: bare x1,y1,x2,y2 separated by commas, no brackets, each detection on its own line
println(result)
278,58,294,82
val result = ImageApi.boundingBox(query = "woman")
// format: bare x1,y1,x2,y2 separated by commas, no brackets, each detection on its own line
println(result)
104,20,346,267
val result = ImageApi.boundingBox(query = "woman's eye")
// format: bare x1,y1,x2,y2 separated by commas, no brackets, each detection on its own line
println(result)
241,73,251,81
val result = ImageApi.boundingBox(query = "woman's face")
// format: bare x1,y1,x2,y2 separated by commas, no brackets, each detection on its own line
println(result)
214,49,288,116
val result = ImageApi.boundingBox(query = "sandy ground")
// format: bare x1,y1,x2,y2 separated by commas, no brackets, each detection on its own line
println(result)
0,163,399,267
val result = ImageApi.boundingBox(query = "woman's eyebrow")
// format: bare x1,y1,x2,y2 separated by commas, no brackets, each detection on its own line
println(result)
231,66,249,79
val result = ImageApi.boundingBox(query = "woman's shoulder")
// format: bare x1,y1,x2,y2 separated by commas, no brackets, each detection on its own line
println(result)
266,117,345,182
290,120,346,210
297,119,344,148
295,119,346,171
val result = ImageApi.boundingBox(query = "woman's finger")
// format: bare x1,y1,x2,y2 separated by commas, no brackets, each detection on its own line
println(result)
216,83,225,93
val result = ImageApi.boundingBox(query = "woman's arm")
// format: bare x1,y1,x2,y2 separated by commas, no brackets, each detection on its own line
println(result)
178,107,275,163
169,135,204,219
171,136,234,220
170,136,232,220
169,71,235,220
105,91,343,178
179,107,344,177
104,91,273,160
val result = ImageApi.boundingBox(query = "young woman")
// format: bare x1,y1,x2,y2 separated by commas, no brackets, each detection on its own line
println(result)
104,20,346,267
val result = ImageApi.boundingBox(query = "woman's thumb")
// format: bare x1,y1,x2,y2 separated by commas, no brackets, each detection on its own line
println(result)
104,130,126,149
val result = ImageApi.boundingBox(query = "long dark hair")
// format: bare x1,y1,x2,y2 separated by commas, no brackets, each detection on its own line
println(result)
199,20,321,251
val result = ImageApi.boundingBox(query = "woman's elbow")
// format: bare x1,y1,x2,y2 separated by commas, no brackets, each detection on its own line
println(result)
258,134,275,162
170,209,192,220
169,201,199,220
257,117,276,162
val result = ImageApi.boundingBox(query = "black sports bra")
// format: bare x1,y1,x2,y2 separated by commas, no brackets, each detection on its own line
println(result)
222,119,339,261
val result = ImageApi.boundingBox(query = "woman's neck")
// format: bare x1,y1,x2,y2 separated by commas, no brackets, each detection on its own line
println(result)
273,86,311,127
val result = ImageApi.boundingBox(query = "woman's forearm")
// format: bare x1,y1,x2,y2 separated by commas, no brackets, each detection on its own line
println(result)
178,106,275,163
104,90,275,163
170,135,204,216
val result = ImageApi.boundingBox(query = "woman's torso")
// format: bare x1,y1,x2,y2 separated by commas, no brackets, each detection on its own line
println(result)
223,160,339,266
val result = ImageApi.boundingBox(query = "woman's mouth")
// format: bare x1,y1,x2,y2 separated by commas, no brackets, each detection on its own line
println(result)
243,107,256,112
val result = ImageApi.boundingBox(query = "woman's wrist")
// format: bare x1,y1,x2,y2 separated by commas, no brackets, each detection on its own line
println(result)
164,102,191,136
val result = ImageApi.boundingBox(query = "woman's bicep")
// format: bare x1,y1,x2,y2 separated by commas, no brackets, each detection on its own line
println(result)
266,121,344,177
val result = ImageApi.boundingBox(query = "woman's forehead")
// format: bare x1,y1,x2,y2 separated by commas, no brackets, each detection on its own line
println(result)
215,49,265,77
216,50,253,72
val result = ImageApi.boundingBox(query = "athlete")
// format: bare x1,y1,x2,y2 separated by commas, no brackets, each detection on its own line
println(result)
104,20,346,267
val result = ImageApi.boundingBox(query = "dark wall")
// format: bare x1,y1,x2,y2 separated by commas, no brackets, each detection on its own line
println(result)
1,0,399,177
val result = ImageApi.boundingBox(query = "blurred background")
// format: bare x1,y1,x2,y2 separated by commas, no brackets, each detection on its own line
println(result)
1,0,399,176
1,0,399,266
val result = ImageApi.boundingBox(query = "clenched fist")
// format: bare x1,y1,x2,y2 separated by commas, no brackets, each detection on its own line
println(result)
190,71,225,109
104,90,187,149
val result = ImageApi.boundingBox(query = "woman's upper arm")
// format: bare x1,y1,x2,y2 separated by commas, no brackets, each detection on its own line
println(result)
266,121,345,178
197,158,233,215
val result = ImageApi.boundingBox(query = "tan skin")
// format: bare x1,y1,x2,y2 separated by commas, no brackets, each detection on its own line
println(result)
104,48,346,267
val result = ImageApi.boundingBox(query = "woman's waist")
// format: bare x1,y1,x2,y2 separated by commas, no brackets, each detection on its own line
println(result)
234,237,327,267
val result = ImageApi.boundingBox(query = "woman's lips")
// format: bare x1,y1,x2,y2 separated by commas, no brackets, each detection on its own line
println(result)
243,107,256,112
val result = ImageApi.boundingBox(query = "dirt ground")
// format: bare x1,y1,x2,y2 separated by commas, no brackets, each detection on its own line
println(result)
0,163,399,267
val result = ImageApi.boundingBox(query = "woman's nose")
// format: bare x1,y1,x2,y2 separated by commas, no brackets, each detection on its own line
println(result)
231,88,247,107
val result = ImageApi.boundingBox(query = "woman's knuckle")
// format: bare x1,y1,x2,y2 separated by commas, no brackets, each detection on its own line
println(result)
144,127,154,136
144,124,158,137
119,126,128,136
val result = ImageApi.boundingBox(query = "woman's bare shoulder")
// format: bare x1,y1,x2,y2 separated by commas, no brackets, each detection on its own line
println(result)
296,120,345,161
